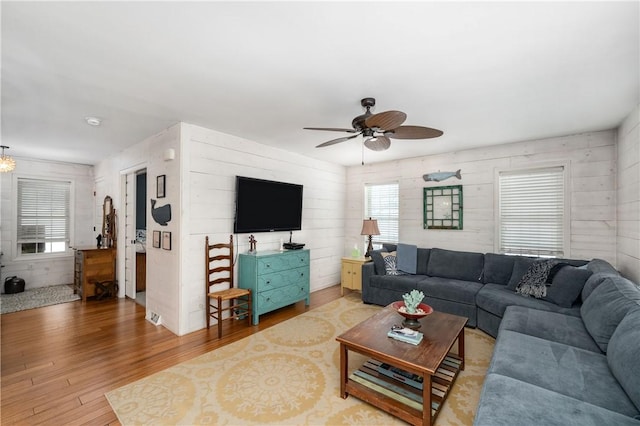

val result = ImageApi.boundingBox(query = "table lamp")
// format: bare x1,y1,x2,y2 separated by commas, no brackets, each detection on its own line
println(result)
360,217,380,258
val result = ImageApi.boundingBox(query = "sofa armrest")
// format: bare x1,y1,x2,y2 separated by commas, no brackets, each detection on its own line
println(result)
362,262,376,287
361,262,377,303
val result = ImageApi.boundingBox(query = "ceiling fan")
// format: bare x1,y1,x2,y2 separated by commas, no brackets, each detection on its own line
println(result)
304,97,443,152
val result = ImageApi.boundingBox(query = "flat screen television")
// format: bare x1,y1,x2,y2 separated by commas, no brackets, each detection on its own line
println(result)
233,176,303,233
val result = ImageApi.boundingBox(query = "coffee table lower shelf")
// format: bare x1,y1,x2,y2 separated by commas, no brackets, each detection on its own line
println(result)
346,354,463,425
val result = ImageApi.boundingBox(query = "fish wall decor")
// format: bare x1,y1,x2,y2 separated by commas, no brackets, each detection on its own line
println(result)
422,169,462,182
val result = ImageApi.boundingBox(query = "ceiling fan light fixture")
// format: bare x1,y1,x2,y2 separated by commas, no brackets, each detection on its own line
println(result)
0,145,16,173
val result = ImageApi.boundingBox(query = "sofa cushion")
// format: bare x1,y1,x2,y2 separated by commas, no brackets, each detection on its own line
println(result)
581,276,640,353
506,256,537,290
477,284,581,318
581,259,619,302
544,265,593,308
474,374,640,426
426,248,484,282
417,276,483,305
587,258,619,275
482,253,516,285
415,248,431,275
489,330,639,417
369,274,428,294
607,308,640,412
499,306,601,353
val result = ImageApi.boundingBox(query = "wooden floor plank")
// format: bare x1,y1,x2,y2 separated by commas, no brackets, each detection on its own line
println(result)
1,285,342,425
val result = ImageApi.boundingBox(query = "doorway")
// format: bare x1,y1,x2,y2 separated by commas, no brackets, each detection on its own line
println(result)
121,166,147,305
134,171,147,306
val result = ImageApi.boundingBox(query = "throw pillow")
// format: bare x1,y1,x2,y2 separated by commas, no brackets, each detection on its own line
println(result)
544,266,593,308
516,259,558,298
381,251,402,276
370,249,388,275
506,256,537,291
546,262,570,283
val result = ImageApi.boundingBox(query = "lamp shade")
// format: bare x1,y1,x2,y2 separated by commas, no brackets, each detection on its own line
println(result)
360,218,380,236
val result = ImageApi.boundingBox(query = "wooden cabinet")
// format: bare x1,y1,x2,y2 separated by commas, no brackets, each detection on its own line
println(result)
341,257,370,295
136,252,146,292
238,249,310,325
73,247,116,302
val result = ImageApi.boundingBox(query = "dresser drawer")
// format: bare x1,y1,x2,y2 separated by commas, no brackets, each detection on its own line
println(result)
256,284,309,315
256,251,310,275
257,267,308,291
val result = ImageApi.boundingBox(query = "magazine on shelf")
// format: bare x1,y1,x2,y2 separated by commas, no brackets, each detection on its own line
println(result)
377,362,424,390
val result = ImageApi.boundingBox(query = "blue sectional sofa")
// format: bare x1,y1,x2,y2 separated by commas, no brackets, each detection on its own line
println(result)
360,245,640,425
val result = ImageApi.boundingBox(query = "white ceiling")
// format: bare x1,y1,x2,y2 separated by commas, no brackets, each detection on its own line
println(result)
2,1,638,167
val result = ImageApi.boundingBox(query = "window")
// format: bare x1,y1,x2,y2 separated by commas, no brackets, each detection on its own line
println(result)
365,182,399,245
498,166,566,257
17,178,71,255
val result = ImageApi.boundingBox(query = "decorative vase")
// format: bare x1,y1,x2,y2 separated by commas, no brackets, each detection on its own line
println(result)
391,301,433,329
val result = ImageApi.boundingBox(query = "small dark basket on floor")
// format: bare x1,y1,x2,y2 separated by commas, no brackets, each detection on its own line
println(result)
4,276,26,294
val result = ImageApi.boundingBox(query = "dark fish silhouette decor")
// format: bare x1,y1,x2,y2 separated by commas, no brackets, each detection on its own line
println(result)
151,199,171,226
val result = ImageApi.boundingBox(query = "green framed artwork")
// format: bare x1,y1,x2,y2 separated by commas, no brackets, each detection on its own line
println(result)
424,185,463,230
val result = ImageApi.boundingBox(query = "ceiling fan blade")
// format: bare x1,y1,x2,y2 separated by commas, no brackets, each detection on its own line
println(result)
385,125,443,139
304,127,357,133
315,133,360,148
364,135,391,151
364,110,406,131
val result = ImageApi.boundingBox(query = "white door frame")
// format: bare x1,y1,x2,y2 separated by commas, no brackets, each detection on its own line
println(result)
119,163,146,299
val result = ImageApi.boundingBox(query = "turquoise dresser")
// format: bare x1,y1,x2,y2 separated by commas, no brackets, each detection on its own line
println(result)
238,249,310,325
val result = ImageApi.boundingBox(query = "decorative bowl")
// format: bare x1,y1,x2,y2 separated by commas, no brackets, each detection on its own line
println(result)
391,301,433,329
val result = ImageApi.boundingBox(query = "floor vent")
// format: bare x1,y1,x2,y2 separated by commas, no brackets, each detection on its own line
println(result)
147,311,162,326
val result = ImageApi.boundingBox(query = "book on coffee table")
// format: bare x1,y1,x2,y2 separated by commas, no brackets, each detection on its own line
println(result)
387,329,423,345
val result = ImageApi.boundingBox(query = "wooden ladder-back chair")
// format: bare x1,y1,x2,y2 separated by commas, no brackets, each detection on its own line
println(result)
205,235,252,338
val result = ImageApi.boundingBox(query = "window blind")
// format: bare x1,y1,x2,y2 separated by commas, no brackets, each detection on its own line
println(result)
17,178,71,244
498,167,565,257
365,182,399,245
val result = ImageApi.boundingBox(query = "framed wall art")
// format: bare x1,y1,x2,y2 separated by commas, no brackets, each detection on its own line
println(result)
152,230,161,248
156,174,166,198
424,185,463,230
162,231,172,250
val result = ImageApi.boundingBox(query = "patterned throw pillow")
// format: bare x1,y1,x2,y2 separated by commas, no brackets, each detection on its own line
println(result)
516,259,558,299
381,251,402,276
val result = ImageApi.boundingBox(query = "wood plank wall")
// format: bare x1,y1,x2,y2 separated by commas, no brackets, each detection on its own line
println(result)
345,130,618,264
0,159,95,289
179,123,347,334
617,107,640,282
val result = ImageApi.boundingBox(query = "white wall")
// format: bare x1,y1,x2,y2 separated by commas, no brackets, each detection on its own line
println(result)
0,158,94,290
93,122,345,336
346,130,618,264
180,123,346,335
94,123,182,334
616,106,640,282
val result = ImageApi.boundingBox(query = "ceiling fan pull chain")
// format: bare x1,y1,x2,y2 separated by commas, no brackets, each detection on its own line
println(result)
361,140,365,166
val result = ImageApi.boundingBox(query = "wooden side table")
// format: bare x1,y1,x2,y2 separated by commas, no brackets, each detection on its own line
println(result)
341,257,371,295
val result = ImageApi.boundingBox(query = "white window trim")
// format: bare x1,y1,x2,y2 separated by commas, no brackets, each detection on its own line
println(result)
493,161,570,257
12,173,76,261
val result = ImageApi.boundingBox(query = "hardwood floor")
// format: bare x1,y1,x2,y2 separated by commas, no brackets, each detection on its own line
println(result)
1,285,343,425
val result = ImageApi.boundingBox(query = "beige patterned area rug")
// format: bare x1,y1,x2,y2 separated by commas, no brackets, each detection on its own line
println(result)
106,293,495,425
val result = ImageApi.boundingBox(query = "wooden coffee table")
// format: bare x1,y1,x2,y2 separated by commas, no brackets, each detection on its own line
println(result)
336,303,467,426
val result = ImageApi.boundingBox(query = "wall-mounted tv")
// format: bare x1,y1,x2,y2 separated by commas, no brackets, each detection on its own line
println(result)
233,176,303,233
